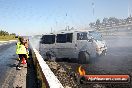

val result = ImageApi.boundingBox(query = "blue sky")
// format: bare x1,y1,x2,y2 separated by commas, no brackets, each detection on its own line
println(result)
0,0,131,35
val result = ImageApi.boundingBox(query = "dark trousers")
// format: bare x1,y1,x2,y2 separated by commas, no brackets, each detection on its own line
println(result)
17,54,27,67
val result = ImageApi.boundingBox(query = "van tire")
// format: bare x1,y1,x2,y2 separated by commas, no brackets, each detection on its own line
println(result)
78,51,90,64
46,51,56,61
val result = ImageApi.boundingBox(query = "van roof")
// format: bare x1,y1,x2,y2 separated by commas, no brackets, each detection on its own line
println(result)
56,29,95,34
42,29,95,35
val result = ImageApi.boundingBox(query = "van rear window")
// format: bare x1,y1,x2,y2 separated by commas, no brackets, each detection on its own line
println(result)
56,33,73,43
40,35,55,44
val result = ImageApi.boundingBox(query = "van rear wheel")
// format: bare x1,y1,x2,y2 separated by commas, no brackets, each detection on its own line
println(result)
78,51,90,64
46,51,56,62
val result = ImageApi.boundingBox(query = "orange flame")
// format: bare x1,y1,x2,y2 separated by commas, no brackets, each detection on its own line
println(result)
78,65,86,76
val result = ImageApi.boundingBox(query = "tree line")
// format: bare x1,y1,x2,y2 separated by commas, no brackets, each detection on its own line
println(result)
0,30,16,36
89,16,132,30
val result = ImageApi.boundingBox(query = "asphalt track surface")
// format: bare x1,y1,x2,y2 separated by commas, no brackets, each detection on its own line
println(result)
0,43,18,87
0,42,37,88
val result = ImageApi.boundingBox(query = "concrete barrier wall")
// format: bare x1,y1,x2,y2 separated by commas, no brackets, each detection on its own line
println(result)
30,47,64,88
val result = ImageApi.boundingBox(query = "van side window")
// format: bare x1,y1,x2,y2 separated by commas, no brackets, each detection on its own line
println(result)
40,35,55,44
66,33,73,43
56,33,73,43
56,34,66,43
77,32,88,40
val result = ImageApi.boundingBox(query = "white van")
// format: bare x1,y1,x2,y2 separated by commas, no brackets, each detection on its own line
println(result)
39,29,107,63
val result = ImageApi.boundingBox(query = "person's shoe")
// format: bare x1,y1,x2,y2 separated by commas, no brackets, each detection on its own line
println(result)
16,67,21,70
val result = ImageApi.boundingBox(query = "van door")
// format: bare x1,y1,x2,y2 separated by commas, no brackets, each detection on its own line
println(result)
76,32,96,57
39,34,56,58
55,33,76,58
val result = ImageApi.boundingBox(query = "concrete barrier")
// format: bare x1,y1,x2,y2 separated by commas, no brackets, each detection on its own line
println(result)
31,47,64,88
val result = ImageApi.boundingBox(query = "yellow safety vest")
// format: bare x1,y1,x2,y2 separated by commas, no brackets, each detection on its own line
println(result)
16,42,27,54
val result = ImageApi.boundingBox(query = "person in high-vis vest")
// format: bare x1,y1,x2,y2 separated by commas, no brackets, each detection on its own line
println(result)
16,38,21,61
16,37,27,70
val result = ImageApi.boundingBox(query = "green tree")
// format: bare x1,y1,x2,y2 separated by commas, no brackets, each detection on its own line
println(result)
10,33,16,36
0,30,9,36
95,19,101,29
89,22,95,28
